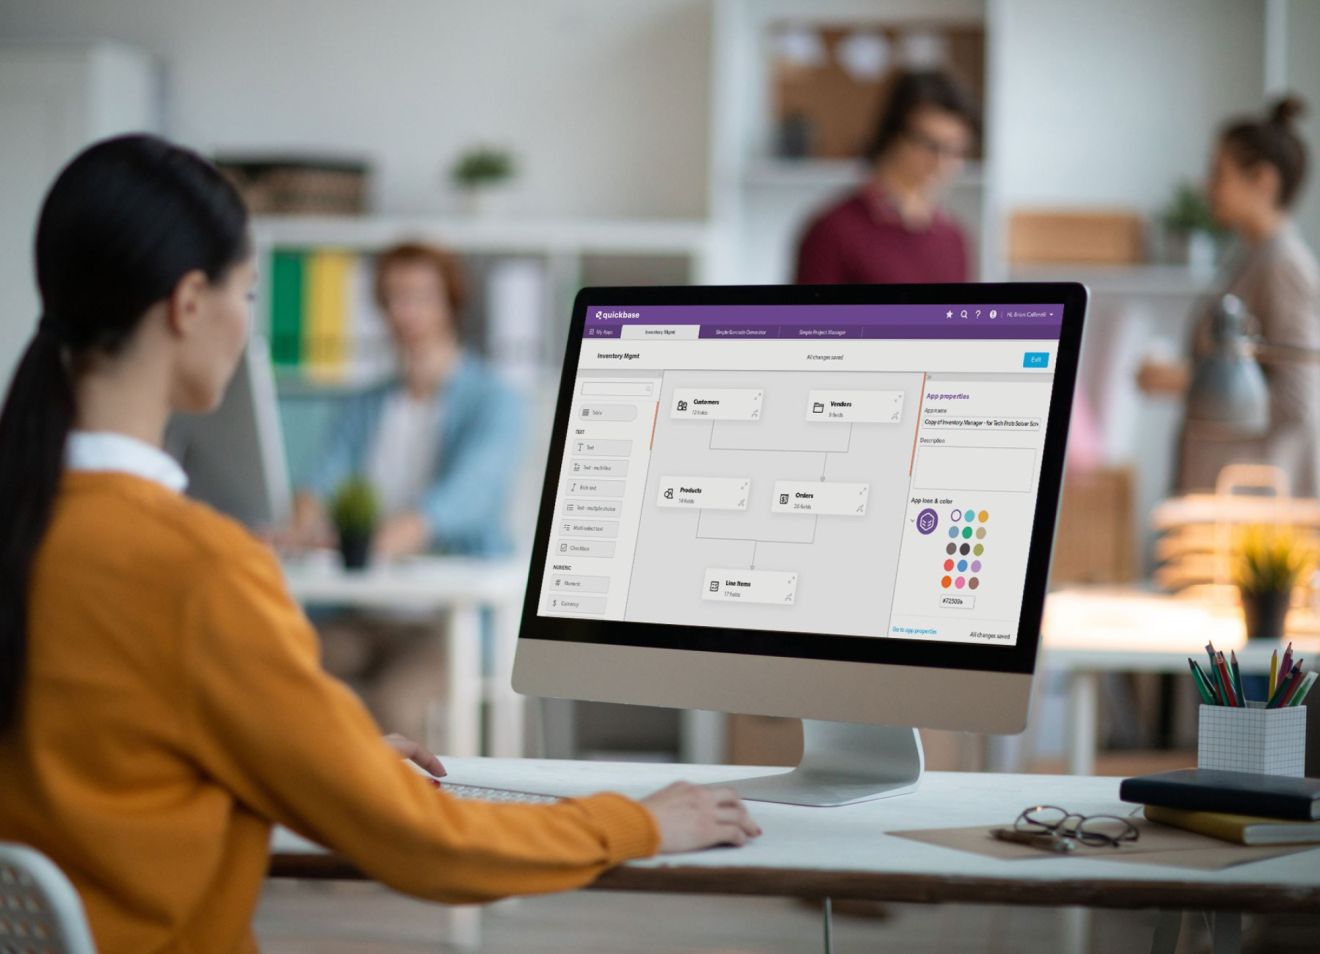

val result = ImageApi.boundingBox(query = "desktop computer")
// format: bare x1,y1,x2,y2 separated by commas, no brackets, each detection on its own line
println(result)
164,334,292,529
513,283,1088,805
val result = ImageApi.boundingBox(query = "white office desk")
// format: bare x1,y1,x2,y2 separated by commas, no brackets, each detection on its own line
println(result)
1042,588,1320,774
270,757,1320,953
280,554,529,759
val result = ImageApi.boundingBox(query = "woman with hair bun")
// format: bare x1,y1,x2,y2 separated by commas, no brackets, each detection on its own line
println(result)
1139,95,1320,496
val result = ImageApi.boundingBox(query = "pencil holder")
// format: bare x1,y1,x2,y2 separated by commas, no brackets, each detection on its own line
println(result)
1197,702,1306,777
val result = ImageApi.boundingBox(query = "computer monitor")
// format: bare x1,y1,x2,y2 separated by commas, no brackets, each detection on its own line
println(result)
164,334,292,529
514,283,1087,804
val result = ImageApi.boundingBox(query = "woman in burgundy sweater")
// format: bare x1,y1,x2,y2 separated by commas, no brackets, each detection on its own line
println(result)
795,70,978,285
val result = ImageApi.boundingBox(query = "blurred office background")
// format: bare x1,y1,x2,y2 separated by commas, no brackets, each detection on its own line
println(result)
2,2,1319,951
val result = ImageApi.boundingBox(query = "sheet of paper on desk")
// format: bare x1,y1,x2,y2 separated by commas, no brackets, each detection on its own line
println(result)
890,821,1318,871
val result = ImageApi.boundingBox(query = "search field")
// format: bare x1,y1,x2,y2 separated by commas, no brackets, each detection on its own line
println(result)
580,381,655,397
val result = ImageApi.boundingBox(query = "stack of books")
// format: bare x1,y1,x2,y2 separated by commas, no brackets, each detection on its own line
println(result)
1121,769,1320,845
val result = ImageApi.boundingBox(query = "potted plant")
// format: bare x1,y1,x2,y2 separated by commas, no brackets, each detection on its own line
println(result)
449,146,516,217
1160,181,1223,272
329,476,379,571
1232,525,1314,641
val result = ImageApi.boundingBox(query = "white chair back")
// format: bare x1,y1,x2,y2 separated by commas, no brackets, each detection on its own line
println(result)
0,843,96,954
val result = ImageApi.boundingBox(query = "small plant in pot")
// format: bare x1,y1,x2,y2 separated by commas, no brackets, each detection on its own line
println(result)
449,146,516,217
1232,525,1314,641
1160,181,1225,272
330,477,379,571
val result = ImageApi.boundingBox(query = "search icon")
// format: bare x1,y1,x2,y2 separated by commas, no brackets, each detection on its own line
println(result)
960,310,968,318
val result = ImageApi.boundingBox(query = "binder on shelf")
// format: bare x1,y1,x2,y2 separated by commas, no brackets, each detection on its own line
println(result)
303,249,352,377
269,250,304,366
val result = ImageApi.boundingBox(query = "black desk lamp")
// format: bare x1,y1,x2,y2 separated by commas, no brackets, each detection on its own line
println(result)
1185,294,1320,438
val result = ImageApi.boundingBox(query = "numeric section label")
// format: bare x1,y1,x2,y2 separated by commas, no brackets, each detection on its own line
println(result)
702,569,798,605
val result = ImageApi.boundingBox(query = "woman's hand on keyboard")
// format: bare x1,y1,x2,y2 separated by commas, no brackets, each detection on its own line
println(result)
384,733,447,778
641,782,760,853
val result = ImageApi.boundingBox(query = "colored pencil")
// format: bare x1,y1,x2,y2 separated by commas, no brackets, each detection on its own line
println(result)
1279,642,1294,682
1269,649,1279,698
1215,652,1239,706
1286,671,1316,707
1267,665,1300,708
1205,643,1223,703
1188,659,1215,705
1278,666,1307,707
1219,651,1240,707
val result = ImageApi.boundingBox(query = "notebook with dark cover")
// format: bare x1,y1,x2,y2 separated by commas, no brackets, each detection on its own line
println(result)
1120,769,1320,821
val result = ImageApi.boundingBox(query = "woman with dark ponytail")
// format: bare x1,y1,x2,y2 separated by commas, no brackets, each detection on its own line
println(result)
1139,96,1320,496
0,136,753,954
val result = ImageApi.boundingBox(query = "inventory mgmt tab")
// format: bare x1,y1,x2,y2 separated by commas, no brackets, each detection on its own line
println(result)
540,303,1064,648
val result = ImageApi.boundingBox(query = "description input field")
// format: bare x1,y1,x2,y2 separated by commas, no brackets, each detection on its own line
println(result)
912,446,1036,493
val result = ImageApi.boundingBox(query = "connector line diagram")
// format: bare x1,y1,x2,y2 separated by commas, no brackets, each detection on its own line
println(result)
696,509,818,569
621,368,917,629
696,419,859,568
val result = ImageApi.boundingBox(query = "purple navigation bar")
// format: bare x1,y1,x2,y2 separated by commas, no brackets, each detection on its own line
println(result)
582,304,1064,341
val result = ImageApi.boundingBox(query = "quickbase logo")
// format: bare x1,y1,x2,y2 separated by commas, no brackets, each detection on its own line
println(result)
594,310,640,320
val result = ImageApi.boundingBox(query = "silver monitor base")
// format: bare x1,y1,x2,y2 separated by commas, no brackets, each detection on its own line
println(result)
729,720,924,807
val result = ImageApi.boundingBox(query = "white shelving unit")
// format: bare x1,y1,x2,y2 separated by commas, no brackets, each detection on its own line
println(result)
249,214,715,388
251,215,715,261
706,0,998,286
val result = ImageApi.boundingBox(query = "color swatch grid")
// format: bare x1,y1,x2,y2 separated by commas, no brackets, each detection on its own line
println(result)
941,508,988,590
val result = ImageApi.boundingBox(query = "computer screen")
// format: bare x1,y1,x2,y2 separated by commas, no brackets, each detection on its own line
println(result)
521,284,1084,683
164,335,292,529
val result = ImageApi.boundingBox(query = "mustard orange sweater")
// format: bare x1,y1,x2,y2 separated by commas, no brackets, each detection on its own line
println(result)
0,472,658,953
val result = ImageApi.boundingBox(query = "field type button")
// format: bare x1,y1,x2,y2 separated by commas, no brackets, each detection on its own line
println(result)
577,404,639,422
656,476,750,510
771,481,869,516
559,518,620,538
570,438,632,456
556,539,617,558
549,594,607,614
564,499,622,517
805,389,904,423
702,569,798,605
569,458,629,476
671,388,763,420
566,478,626,498
550,574,610,594
939,594,975,609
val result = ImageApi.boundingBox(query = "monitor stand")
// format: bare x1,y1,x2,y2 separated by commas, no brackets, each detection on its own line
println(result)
730,720,924,807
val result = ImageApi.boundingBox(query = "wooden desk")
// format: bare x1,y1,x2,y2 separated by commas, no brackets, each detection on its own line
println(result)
279,555,528,759
269,758,1320,953
1042,587,1320,774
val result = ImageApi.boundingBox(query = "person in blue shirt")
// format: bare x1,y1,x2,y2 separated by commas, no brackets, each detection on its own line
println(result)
289,242,522,558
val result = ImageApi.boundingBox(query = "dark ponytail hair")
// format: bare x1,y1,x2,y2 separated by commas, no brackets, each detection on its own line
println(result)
0,134,249,733
1221,95,1309,209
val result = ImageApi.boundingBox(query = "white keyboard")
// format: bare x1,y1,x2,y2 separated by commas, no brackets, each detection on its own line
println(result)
437,782,560,805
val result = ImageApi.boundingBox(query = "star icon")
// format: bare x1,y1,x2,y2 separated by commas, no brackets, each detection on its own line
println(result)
946,310,953,318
